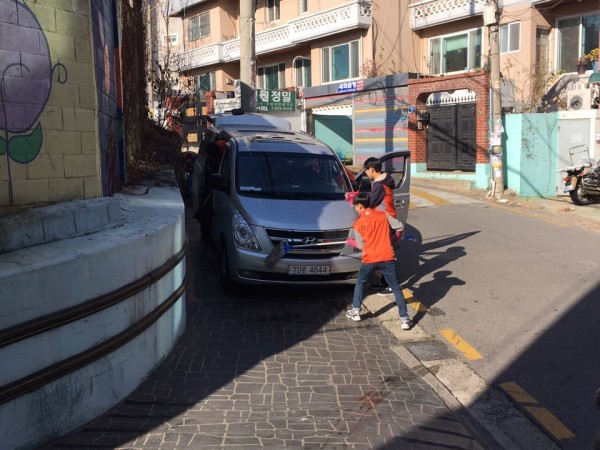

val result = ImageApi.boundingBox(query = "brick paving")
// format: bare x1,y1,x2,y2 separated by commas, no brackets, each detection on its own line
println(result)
43,287,486,449
41,206,488,449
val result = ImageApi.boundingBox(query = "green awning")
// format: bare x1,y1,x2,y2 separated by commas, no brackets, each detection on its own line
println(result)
589,72,600,84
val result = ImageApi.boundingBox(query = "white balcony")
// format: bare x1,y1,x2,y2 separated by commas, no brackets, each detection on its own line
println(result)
409,0,486,30
177,0,371,71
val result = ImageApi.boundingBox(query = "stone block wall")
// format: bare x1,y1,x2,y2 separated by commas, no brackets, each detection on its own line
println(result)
0,1,110,207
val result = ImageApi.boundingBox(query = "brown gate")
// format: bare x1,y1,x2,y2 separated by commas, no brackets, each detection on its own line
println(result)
426,103,476,171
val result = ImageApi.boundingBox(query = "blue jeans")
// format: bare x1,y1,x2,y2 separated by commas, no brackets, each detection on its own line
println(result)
352,260,409,320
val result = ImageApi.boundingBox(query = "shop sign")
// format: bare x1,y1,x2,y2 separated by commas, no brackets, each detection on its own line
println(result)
256,89,296,112
337,80,364,94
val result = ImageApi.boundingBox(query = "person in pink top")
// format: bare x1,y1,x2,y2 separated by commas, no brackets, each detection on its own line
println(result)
346,192,412,329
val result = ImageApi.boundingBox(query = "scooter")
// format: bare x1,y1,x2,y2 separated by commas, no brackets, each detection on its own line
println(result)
558,145,600,206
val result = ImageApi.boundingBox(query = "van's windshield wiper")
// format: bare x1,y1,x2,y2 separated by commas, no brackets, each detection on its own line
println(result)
273,192,341,200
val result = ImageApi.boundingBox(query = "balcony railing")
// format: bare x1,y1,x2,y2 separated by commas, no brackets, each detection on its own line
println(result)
178,0,372,71
409,0,486,30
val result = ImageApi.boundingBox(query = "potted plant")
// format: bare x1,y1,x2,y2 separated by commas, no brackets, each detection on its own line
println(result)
584,48,599,72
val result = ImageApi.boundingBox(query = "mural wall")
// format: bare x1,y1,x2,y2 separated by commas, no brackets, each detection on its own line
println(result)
0,0,122,207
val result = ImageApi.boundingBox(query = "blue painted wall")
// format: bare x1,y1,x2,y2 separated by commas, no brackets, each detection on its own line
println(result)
504,113,559,197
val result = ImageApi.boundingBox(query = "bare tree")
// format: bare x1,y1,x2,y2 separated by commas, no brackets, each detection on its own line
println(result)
146,0,195,132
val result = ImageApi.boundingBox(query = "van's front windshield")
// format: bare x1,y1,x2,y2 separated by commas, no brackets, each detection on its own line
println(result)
236,152,353,200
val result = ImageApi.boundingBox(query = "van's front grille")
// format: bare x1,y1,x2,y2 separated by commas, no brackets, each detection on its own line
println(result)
265,228,349,257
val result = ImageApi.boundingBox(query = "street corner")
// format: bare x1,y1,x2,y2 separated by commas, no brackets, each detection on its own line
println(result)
362,293,430,342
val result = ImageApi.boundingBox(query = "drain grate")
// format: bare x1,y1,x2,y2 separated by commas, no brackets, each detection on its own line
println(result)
404,340,455,361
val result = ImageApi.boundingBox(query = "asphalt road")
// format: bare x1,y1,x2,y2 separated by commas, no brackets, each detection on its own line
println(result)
400,187,600,449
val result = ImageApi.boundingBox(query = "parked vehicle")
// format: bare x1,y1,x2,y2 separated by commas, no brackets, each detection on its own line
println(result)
190,111,411,289
558,145,600,205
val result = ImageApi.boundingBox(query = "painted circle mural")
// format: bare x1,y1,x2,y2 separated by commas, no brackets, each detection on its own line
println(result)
0,0,52,134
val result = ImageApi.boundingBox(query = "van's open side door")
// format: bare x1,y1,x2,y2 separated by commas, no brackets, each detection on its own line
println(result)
378,151,411,225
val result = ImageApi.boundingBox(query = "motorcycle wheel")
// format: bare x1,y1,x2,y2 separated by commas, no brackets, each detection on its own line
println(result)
569,180,591,206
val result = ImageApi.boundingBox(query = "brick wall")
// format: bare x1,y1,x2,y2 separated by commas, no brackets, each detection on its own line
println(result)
0,1,103,207
408,71,489,165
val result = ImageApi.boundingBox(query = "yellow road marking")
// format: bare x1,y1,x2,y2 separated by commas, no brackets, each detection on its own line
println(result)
411,188,452,206
403,289,429,313
500,381,575,440
439,329,483,360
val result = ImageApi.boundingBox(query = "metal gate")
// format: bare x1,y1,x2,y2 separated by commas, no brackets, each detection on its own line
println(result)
426,100,476,171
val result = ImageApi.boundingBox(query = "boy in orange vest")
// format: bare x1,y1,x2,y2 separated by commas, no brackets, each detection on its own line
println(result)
346,192,412,329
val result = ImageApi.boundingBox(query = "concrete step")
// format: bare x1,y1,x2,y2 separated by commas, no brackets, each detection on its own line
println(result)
412,178,474,193
0,197,124,254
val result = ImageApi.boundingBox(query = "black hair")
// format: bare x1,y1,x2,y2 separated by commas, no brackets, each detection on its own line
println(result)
353,191,371,208
363,157,382,173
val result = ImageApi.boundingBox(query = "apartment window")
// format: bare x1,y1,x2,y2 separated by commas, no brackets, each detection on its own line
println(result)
321,41,359,83
557,13,600,72
267,0,280,21
500,22,520,53
299,0,308,14
294,58,311,87
258,63,285,89
429,29,482,75
163,34,178,46
189,12,210,41
194,72,215,99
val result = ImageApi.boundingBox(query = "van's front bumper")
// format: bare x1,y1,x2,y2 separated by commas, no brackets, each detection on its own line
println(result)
229,249,361,286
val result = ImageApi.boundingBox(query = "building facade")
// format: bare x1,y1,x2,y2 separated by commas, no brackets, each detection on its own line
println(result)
166,0,599,190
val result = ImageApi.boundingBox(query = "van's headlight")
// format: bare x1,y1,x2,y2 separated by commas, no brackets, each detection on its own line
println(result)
233,213,261,252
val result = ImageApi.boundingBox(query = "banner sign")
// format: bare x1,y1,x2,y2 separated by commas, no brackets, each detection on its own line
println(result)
256,89,296,112
337,80,363,94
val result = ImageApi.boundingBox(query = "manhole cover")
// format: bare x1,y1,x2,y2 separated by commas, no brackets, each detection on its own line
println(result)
404,340,454,361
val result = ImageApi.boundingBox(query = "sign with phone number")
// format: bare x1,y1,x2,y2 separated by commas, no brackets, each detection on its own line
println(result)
256,89,296,112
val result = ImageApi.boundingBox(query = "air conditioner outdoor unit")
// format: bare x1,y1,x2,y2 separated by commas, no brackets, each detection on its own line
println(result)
567,89,592,110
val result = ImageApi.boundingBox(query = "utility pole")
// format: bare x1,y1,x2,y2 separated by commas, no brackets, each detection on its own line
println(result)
485,0,504,198
239,0,256,112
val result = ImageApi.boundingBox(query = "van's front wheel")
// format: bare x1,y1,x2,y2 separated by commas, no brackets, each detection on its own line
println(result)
219,240,237,293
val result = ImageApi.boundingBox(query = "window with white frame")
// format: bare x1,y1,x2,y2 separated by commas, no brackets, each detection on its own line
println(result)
321,40,359,83
557,13,600,72
267,0,280,22
428,29,482,75
257,63,285,89
299,0,308,14
189,12,210,41
500,22,520,53
163,34,178,46
294,58,311,87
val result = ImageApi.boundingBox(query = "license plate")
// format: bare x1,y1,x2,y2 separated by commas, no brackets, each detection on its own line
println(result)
288,265,331,275
564,185,573,192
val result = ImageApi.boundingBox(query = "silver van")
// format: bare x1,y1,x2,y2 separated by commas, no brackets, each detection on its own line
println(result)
191,112,410,289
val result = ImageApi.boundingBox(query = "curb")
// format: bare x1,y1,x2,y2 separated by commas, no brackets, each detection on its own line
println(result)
362,293,561,450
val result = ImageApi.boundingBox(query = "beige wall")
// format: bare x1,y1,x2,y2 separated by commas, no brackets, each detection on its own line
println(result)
0,1,101,207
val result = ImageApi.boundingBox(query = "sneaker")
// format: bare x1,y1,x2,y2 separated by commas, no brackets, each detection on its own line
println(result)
401,319,413,330
346,309,361,321
377,287,393,296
